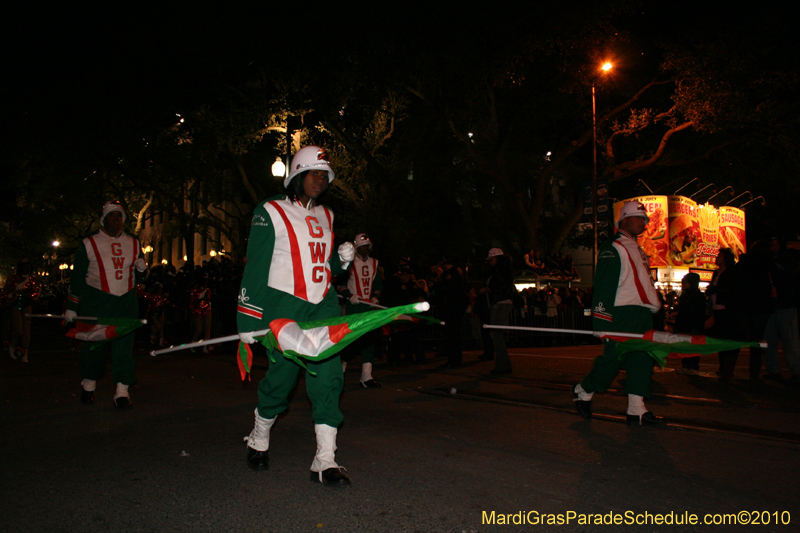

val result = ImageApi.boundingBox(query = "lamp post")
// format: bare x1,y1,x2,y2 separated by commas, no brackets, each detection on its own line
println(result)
592,62,613,277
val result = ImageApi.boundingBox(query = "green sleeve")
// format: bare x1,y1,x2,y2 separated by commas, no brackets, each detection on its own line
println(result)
67,240,89,313
591,241,620,330
237,205,276,333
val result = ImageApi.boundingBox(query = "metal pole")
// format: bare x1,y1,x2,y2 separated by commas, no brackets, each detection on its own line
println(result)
592,81,598,281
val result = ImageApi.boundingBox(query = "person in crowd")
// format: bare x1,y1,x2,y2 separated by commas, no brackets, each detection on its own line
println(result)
339,233,383,388
65,201,147,407
706,248,736,381
190,276,213,352
433,257,468,368
762,237,800,381
718,242,773,385
237,146,355,487
3,260,39,362
674,273,707,374
572,201,664,425
480,248,515,375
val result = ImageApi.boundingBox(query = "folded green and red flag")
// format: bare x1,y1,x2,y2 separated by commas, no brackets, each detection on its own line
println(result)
237,302,432,379
66,317,147,349
600,330,761,368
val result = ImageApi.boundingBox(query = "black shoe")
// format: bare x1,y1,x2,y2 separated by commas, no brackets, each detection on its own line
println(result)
763,372,782,381
114,396,131,409
246,447,269,471
360,379,382,389
489,367,512,375
439,362,461,369
478,354,494,361
626,411,665,426
571,387,592,419
310,467,351,487
81,389,94,405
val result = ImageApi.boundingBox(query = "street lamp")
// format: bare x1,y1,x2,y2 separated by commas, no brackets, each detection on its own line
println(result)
271,157,286,178
592,61,613,276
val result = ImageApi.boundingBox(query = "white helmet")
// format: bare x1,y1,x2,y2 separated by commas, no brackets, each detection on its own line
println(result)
285,145,335,188
101,200,126,224
354,233,373,249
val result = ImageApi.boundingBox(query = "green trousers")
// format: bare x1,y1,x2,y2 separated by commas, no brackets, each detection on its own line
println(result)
78,286,138,385
256,290,344,427
581,339,654,398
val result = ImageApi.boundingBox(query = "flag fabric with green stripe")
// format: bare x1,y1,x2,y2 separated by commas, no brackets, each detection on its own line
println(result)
602,330,761,368
242,302,433,376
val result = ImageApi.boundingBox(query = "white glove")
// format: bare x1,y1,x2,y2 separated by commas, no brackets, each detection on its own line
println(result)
64,310,77,322
349,294,360,305
371,296,379,304
134,258,147,272
338,242,355,263
239,331,256,344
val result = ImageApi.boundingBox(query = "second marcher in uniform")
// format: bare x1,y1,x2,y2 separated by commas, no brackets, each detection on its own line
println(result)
338,233,383,388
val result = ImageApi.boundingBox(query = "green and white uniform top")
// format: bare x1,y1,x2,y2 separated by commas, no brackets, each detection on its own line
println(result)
591,229,660,334
343,255,382,301
237,195,348,331
67,230,143,310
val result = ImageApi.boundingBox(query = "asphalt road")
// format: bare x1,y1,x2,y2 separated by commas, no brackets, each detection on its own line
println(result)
2,325,799,533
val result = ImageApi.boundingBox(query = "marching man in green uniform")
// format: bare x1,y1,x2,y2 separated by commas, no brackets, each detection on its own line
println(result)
339,233,383,388
573,200,666,425
65,201,147,408
237,145,356,487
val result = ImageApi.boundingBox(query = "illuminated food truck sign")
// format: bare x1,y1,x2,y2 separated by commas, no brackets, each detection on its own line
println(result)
613,196,746,284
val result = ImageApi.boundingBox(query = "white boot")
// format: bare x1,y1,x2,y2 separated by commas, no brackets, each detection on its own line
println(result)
626,394,647,416
359,362,381,388
626,393,664,425
360,362,373,383
114,383,132,408
244,408,276,452
80,378,96,405
310,424,350,486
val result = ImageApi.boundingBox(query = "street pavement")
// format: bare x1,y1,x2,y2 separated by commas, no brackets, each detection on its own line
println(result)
2,324,799,532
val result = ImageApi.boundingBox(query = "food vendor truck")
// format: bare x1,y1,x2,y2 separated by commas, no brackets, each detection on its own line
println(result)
613,195,746,291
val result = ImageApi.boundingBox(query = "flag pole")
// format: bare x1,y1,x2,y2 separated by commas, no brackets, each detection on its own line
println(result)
482,324,767,348
341,297,445,325
26,313,147,324
149,329,271,357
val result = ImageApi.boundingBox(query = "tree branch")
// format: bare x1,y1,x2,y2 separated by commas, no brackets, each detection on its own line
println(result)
610,121,695,179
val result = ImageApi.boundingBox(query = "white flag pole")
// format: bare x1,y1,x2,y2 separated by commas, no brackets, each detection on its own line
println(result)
26,313,147,324
149,328,271,357
482,324,766,347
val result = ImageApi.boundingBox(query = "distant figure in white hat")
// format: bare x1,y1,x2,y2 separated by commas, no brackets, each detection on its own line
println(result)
65,200,148,408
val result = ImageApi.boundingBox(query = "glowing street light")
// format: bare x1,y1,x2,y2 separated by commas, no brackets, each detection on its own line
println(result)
271,157,286,178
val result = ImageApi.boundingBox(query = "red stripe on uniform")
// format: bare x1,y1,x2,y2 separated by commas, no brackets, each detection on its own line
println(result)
592,312,613,322
87,236,110,292
269,201,308,300
237,305,262,319
618,244,658,307
321,206,333,299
